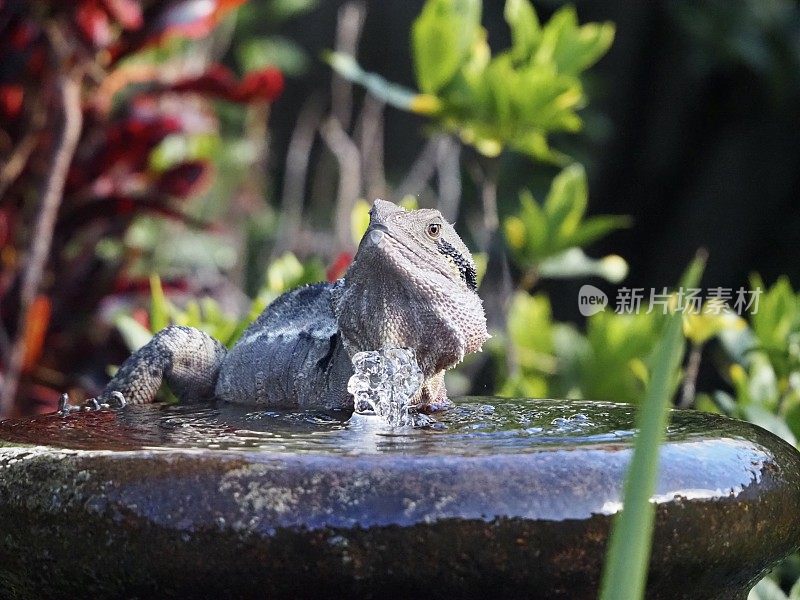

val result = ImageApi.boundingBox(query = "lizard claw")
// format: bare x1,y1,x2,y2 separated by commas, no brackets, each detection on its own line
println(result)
58,391,128,415
106,391,127,409
58,393,77,415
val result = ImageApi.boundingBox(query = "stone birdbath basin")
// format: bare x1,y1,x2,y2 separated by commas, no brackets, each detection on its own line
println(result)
1,398,799,599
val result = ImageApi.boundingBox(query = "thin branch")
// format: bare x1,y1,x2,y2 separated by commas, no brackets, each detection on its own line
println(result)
470,155,516,378
394,135,445,201
273,95,325,257
0,319,10,361
245,101,272,188
354,94,386,201
0,62,84,417
518,268,539,293
436,135,462,222
679,344,703,408
319,116,362,251
0,96,47,199
331,1,366,132
480,158,500,236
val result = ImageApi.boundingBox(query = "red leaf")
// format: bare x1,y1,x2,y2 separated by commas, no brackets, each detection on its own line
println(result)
75,0,113,47
236,68,284,102
100,0,144,30
327,252,352,282
169,64,239,98
169,64,284,103
113,278,189,296
0,84,24,119
116,197,136,215
69,115,183,190
21,295,51,374
132,307,150,328
26,46,47,77
110,0,246,61
156,160,212,198
0,208,11,247
9,20,39,50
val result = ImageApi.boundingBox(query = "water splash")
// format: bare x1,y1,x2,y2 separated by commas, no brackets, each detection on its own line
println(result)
347,348,424,427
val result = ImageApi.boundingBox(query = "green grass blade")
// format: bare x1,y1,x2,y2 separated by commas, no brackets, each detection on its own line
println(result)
149,274,170,333
599,255,705,600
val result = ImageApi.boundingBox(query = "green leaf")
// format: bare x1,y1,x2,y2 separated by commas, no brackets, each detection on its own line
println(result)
351,199,372,245
265,252,326,295
511,130,571,164
512,189,548,259
504,0,540,63
749,577,789,600
544,163,588,240
238,37,309,76
262,0,318,22
789,576,800,600
483,55,515,130
569,215,632,248
749,275,799,361
149,133,220,172
682,305,746,346
149,274,170,333
114,314,154,352
599,256,705,600
511,65,583,131
505,167,628,269
472,251,488,288
784,393,800,442
535,6,615,76
743,404,797,446
507,292,555,361
412,0,481,94
579,310,666,404
182,299,202,328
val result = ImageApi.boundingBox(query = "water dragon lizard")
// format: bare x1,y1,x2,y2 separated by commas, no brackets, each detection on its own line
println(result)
85,199,488,412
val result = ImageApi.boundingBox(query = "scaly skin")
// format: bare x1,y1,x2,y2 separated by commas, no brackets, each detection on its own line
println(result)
96,199,489,410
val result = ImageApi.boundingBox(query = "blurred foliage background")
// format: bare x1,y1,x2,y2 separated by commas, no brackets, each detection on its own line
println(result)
1,0,800,595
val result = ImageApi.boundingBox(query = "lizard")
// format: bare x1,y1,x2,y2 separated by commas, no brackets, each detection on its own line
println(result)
85,199,489,412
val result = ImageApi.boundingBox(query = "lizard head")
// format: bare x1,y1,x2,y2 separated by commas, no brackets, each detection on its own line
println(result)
333,199,489,406
363,199,479,292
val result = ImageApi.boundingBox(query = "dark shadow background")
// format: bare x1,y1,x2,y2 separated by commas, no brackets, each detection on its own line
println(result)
255,0,800,323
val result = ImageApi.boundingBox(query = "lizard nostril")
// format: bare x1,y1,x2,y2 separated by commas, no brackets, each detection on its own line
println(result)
370,223,389,234
368,228,386,246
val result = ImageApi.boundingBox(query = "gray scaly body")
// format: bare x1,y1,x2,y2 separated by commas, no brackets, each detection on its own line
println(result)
95,200,488,410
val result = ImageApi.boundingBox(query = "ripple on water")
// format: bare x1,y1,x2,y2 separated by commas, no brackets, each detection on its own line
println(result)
0,397,749,456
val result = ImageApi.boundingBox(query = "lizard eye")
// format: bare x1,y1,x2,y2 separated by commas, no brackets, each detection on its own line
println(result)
426,223,442,239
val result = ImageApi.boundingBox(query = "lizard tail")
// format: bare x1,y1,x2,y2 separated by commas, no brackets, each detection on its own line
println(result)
101,325,227,404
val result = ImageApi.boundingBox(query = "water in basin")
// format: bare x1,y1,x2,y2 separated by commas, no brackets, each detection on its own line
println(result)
0,397,724,455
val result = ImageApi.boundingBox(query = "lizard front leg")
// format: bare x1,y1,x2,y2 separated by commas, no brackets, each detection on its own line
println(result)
98,325,227,405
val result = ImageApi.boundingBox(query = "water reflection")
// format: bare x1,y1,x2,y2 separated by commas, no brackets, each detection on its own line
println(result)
0,398,751,456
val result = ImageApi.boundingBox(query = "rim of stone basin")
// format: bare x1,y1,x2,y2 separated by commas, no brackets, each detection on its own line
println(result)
1,398,799,599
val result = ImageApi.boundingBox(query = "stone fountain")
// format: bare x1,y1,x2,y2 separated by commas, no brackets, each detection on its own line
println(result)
0,398,799,599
